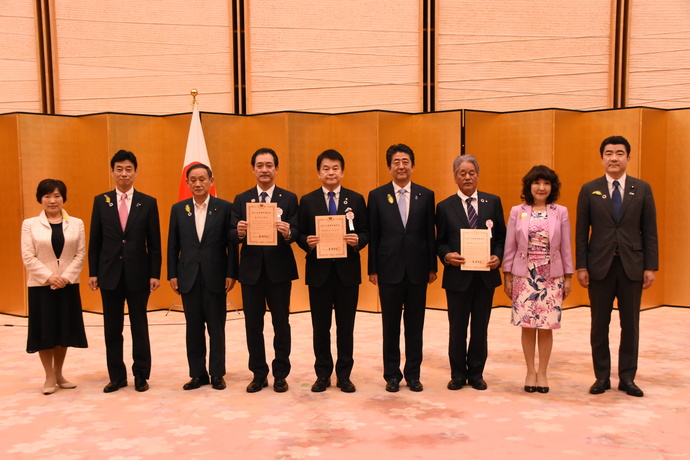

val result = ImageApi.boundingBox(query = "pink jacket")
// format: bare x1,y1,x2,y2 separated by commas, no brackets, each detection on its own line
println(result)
502,203,574,278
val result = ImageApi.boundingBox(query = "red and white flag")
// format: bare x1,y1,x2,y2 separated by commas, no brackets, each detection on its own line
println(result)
178,102,216,200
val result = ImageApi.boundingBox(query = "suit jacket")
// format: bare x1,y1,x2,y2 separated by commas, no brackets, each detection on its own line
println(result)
230,186,299,285
167,196,238,294
367,182,437,284
297,187,369,287
21,210,85,287
503,203,574,278
575,175,658,281
436,191,506,291
88,190,162,291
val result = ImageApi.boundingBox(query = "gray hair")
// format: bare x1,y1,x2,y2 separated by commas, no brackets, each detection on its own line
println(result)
453,154,480,175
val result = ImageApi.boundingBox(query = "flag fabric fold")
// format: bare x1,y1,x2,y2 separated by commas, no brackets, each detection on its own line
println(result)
179,102,216,201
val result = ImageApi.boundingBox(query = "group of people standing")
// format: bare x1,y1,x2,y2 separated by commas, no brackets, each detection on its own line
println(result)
20,135,657,398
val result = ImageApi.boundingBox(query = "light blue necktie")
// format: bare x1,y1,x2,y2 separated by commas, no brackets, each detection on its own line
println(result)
398,189,407,227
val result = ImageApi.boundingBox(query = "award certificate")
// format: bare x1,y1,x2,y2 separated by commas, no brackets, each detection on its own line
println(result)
246,202,278,246
316,215,347,259
461,228,490,271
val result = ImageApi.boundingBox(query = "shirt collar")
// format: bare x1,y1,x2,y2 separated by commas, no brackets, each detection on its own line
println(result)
256,184,276,199
457,190,478,201
606,173,627,187
194,194,210,208
322,185,341,195
392,182,411,194
116,187,134,200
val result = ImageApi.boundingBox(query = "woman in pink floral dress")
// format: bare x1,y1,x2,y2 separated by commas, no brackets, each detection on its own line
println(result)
503,166,573,393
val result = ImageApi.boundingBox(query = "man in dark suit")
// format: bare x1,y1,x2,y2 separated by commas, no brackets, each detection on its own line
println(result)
436,154,506,391
230,148,299,393
576,135,658,397
168,163,237,391
298,149,369,393
88,150,162,393
368,143,437,393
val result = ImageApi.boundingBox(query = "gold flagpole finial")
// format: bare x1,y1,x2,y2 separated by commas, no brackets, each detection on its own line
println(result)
190,89,198,105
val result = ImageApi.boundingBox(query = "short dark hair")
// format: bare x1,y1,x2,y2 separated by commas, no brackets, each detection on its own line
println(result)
316,149,345,170
600,136,631,157
36,179,67,203
385,143,415,168
251,147,279,167
521,165,561,205
186,163,213,179
110,149,138,170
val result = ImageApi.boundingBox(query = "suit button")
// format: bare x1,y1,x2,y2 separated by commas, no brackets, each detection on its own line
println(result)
119,256,123,259
122,239,126,243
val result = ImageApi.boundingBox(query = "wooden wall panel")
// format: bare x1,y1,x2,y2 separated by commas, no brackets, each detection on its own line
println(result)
378,111,462,310
0,115,26,316
19,114,109,313
465,110,554,307
638,109,667,308
2,109,679,317
659,109,689,306
203,112,292,311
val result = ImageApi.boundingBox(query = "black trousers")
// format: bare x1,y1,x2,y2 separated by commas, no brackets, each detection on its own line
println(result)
379,274,427,383
446,274,495,381
101,272,151,382
181,273,227,379
588,256,643,381
308,268,358,380
241,268,292,380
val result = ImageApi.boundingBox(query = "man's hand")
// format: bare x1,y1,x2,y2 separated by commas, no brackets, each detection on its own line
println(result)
643,270,655,290
225,278,237,293
169,278,179,295
444,252,464,267
369,274,378,286
487,255,500,270
88,276,99,291
150,278,160,292
577,269,589,288
236,220,248,239
428,272,437,284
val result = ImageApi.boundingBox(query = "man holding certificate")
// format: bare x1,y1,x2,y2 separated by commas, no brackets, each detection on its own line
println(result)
297,149,369,393
436,154,506,391
230,148,299,393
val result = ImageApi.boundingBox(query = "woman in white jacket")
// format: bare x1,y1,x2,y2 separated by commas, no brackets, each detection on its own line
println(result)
21,179,88,394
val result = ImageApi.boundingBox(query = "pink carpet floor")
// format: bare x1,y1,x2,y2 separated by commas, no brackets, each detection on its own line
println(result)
0,306,688,459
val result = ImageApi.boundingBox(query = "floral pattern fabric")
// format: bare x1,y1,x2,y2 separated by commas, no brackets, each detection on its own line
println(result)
511,211,563,329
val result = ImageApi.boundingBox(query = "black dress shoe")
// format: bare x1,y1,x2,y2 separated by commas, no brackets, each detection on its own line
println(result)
274,378,289,392
618,380,644,397
469,378,488,390
183,376,210,390
311,377,331,392
211,376,226,390
448,378,466,390
589,378,611,394
246,378,268,393
407,380,424,392
385,378,400,392
524,386,537,393
134,376,149,392
337,379,356,393
103,380,127,393
536,386,549,394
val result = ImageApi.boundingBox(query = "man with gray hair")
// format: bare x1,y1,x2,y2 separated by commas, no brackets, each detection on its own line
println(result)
436,154,506,391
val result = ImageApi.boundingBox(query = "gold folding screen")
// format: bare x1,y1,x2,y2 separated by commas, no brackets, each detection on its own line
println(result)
1,108,678,316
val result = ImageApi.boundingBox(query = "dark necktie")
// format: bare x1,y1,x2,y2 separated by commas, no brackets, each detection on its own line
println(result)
466,197,478,229
260,191,268,203
612,180,622,221
328,191,337,215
